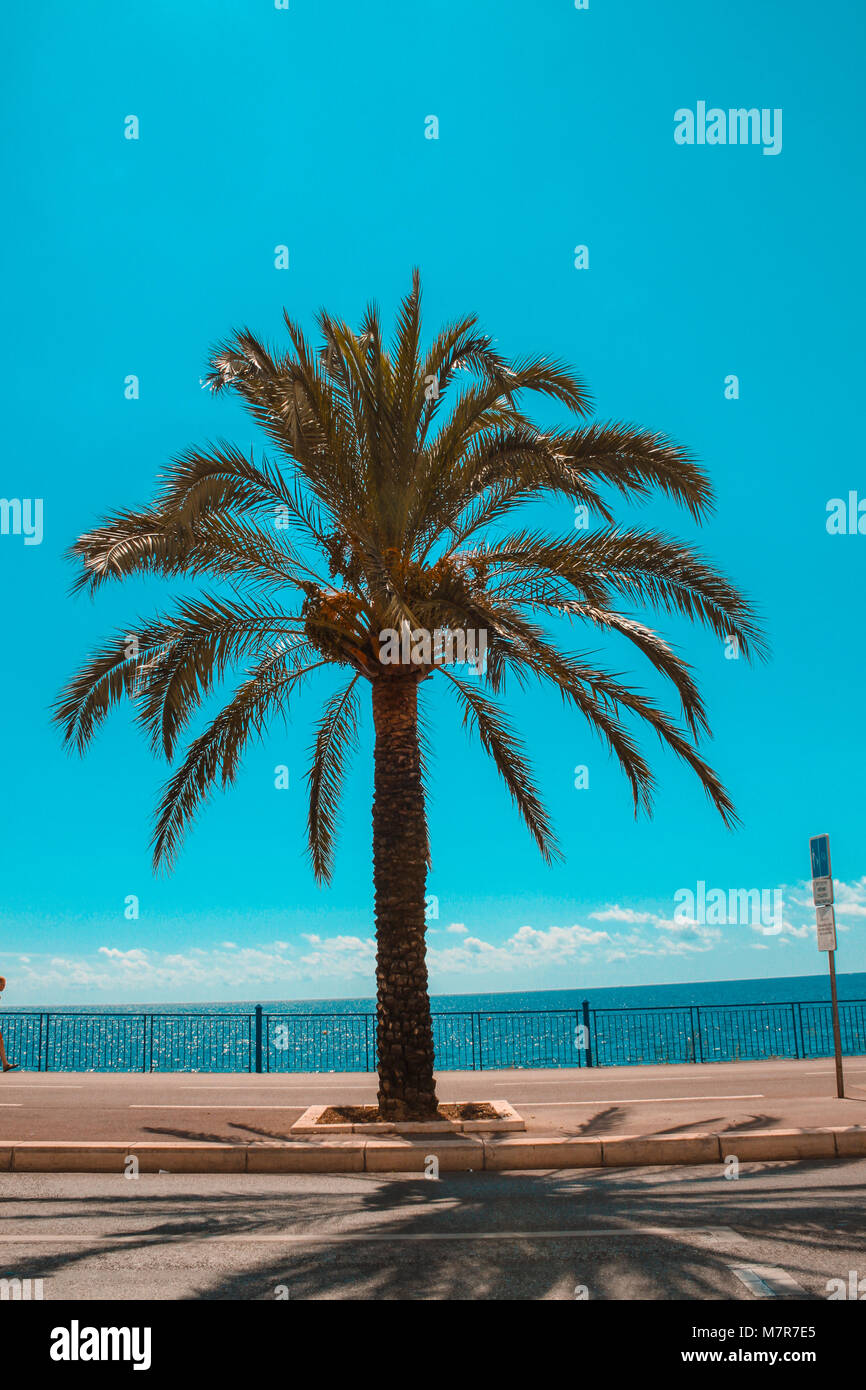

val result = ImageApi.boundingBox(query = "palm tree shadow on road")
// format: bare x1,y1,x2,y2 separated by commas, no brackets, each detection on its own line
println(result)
1,1160,861,1301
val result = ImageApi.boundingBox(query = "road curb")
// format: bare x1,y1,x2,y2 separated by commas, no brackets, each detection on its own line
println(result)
2,1126,865,1173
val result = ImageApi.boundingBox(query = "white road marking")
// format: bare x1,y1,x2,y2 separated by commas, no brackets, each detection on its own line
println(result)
513,1094,763,1107
730,1264,808,1298
129,1093,762,1111
129,1104,301,1111
170,1085,374,1091
0,1225,741,1245
0,1103,22,1107
465,1063,838,1077
175,1074,825,1088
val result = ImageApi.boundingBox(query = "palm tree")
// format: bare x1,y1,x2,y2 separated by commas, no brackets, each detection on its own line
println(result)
54,272,765,1119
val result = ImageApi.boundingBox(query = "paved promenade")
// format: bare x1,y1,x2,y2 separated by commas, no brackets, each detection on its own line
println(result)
1,1057,864,1146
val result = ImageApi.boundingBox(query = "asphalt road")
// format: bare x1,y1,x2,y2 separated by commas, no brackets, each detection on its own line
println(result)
0,1158,863,1300
2,1058,865,1141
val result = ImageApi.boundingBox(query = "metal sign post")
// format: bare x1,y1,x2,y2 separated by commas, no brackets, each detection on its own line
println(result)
810,834,844,1099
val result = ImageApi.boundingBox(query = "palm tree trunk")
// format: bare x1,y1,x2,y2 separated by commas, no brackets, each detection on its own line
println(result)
371,675,439,1121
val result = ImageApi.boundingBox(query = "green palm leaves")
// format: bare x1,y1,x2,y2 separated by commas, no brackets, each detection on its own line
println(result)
55,270,766,879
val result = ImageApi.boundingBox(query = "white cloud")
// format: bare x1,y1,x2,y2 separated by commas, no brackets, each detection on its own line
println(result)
98,947,149,967
297,934,375,978
590,905,654,924
833,876,866,919
5,875,862,1001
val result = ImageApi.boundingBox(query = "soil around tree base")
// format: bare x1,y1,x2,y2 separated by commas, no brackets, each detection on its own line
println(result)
318,1102,498,1125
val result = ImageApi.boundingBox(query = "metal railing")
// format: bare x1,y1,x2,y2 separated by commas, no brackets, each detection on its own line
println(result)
2,998,865,1072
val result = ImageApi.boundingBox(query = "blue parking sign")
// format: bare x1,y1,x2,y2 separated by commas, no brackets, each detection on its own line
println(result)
810,834,831,881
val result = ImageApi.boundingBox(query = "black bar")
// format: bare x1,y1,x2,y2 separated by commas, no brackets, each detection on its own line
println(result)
581,999,592,1067
828,953,845,1098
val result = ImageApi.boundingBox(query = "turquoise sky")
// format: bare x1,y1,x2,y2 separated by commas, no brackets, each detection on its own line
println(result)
3,0,865,1004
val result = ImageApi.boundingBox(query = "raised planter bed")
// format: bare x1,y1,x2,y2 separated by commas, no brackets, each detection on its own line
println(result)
291,1099,524,1135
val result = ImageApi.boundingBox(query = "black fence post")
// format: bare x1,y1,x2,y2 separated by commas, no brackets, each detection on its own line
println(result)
40,1013,50,1072
473,1012,483,1070
254,1005,263,1074
689,1005,704,1063
581,1000,593,1067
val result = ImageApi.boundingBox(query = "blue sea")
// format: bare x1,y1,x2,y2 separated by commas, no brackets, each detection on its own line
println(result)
5,975,865,1071
8,972,866,1015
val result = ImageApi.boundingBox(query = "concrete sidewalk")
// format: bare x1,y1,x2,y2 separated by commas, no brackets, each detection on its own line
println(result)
2,1057,865,1171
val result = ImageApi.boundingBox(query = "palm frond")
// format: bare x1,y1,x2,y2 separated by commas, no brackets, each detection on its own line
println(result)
131,593,309,758
152,654,325,872
478,526,769,661
485,613,737,827
306,676,362,883
496,588,710,738
442,671,561,862
53,625,169,753
555,422,714,521
67,506,327,596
